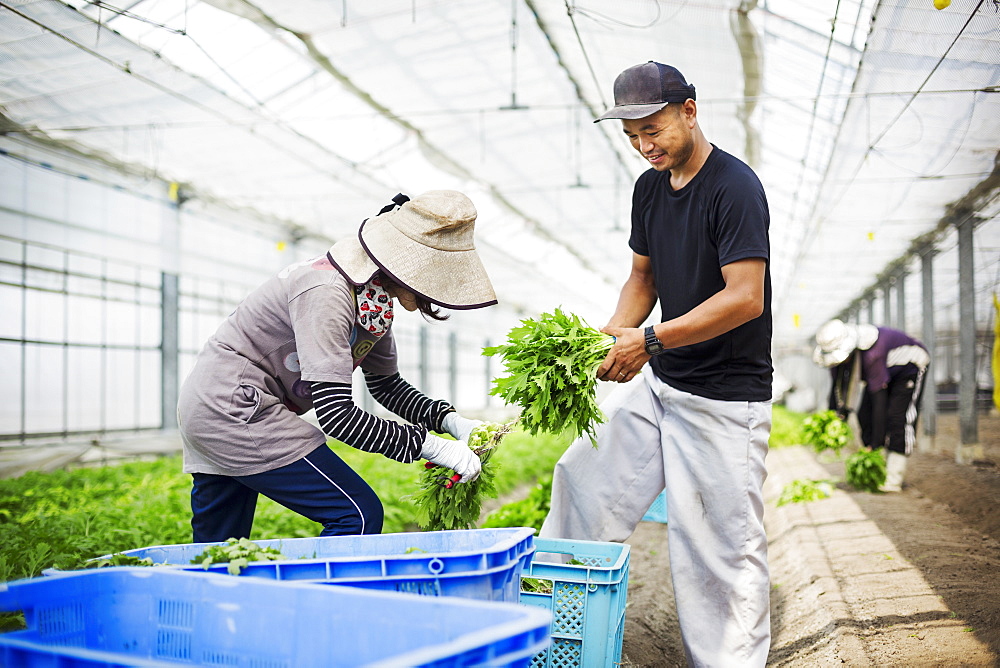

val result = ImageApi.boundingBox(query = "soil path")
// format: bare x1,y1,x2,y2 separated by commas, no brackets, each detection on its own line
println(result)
619,413,1000,667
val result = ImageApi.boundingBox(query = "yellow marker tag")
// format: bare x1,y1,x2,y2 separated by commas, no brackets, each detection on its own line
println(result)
867,232,875,241
793,314,801,329
276,241,287,251
934,0,950,9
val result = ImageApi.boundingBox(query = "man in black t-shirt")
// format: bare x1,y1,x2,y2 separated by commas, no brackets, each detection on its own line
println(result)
539,62,773,667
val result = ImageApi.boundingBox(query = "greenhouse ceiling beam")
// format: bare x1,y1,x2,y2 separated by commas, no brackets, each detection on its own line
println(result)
754,4,866,55
733,1,763,169
0,1,393,200
776,0,874,309
522,0,637,178
220,0,610,284
839,149,1000,319
0,113,318,246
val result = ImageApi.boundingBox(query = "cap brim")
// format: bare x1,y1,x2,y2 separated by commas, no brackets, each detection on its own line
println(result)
360,217,497,310
594,101,671,122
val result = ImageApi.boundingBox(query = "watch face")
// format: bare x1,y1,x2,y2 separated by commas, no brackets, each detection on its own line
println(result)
645,326,663,354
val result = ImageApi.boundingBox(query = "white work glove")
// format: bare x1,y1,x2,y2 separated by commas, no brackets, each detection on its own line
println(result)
420,433,481,484
441,412,483,444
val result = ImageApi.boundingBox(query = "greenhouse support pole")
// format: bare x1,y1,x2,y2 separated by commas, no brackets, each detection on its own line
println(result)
484,338,492,408
896,270,906,330
866,294,875,324
448,331,458,406
956,216,979,462
920,248,937,443
882,281,892,326
161,272,179,430
161,183,183,433
419,326,429,393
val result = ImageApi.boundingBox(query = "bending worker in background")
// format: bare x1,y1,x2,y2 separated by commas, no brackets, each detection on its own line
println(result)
813,318,930,492
177,190,493,542
540,61,773,667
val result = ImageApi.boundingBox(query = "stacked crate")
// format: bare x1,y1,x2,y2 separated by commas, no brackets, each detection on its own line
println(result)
10,526,635,667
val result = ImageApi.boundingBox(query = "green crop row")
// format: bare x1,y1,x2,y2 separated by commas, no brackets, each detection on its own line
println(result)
1,406,806,582
0,428,572,583
0,406,806,631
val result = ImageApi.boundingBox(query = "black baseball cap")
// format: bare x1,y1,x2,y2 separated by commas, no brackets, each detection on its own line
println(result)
595,61,697,122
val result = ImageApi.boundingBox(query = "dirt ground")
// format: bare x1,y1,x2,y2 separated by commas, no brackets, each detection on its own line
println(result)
619,412,1000,667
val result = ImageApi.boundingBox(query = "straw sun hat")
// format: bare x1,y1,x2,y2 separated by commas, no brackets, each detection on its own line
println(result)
812,319,880,367
327,190,497,310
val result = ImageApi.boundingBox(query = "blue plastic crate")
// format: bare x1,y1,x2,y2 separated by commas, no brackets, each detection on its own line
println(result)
641,490,669,524
519,538,630,668
49,528,535,603
0,567,551,667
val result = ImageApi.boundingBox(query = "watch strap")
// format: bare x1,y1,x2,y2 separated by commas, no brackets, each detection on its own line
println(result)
644,325,664,355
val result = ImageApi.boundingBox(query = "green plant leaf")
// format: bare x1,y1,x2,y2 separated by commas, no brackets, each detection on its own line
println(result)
411,420,514,531
776,479,834,506
802,410,852,455
845,449,887,492
484,307,614,443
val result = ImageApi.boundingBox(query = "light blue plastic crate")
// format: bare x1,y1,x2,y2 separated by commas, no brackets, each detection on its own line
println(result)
0,567,552,667
519,538,630,668
48,528,534,603
641,490,669,524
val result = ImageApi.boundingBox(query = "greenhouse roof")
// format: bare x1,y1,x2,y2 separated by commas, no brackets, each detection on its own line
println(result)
1,0,998,347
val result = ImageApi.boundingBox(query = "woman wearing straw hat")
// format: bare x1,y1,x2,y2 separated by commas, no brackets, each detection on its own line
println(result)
177,191,496,542
813,318,930,492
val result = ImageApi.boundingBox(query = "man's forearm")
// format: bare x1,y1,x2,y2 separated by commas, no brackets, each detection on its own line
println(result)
653,286,759,349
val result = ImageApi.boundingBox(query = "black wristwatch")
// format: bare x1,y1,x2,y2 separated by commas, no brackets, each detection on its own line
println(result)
644,325,665,356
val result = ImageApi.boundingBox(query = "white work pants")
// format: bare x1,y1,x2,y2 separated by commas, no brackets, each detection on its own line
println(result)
539,366,771,667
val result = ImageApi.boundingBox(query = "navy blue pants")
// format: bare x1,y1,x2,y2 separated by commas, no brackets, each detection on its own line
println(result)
190,444,384,543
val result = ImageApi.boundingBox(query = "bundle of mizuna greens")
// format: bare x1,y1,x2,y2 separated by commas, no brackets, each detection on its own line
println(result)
845,448,886,492
413,420,516,531
484,307,614,443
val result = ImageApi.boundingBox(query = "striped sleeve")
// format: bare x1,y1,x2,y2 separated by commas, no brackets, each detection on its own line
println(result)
311,381,426,463
363,371,454,433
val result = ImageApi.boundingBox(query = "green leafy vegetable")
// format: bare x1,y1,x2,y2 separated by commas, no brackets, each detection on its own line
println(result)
520,557,584,595
769,405,808,449
802,410,852,455
81,553,156,569
413,420,516,531
484,308,615,443
845,449,886,493
191,537,288,575
776,479,834,506
520,577,552,594
481,475,552,532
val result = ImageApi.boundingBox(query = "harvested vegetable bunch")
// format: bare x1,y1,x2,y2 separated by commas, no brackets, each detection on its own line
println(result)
191,537,287,575
845,448,886,493
484,308,615,443
776,478,833,506
413,420,516,531
802,410,852,456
